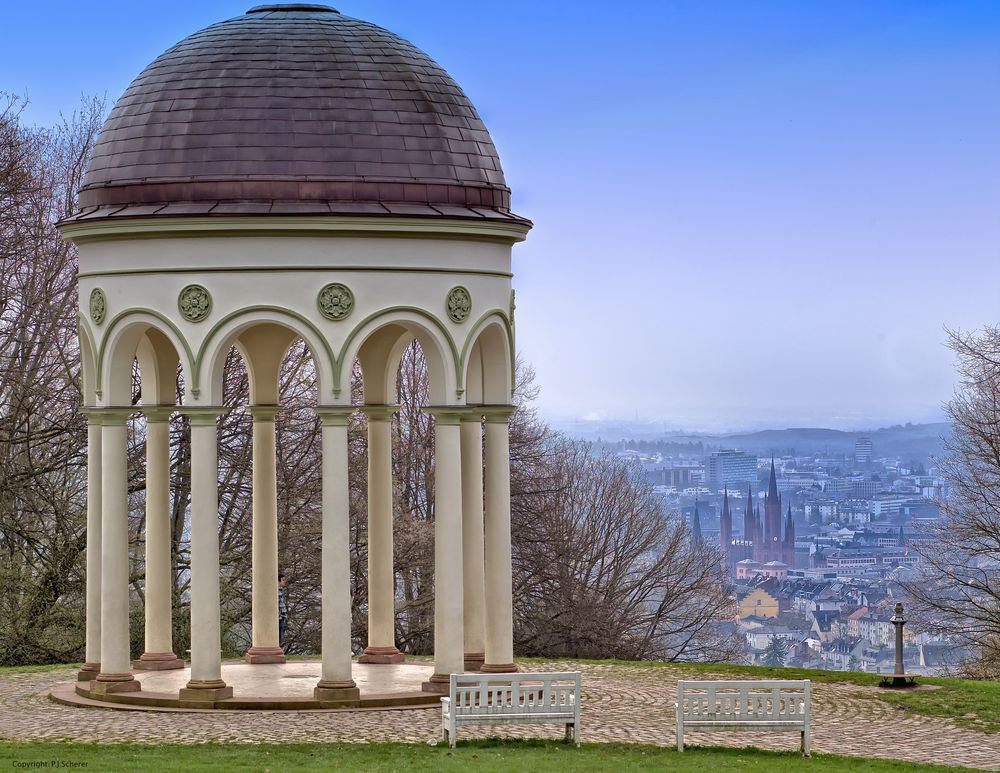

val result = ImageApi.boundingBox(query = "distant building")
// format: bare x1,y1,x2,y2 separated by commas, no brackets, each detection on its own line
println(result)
855,436,873,464
738,586,779,619
707,450,757,488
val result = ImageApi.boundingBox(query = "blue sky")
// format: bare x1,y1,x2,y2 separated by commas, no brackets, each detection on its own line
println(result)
5,1,999,430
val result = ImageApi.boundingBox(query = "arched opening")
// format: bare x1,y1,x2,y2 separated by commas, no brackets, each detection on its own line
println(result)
89,323,188,679
203,320,325,664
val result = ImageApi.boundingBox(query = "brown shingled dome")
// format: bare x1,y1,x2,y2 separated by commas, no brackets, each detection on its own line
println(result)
73,4,525,223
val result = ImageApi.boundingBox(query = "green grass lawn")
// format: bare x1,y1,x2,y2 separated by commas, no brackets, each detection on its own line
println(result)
0,741,978,773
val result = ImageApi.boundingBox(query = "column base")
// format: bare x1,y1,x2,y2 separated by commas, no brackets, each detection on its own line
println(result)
480,662,518,673
91,673,141,694
134,652,185,671
244,646,287,664
421,672,452,694
314,679,361,706
178,679,233,706
463,652,485,671
358,645,405,664
77,662,101,682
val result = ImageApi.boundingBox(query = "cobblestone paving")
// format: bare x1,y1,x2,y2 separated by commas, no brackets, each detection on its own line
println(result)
1,663,998,770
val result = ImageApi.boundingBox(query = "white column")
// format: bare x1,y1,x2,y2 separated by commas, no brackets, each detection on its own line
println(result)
79,410,102,682
314,407,360,705
135,408,183,670
424,408,464,692
179,408,232,704
93,408,139,694
482,407,517,673
460,413,486,671
358,405,403,663
246,406,285,664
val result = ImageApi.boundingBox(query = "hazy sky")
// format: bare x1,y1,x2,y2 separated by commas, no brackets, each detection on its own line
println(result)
4,1,999,431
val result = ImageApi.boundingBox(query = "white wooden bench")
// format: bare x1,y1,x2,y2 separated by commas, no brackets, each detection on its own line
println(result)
440,672,581,748
675,680,811,756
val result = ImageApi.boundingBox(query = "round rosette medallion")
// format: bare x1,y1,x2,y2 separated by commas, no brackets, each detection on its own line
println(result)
178,284,212,322
317,283,354,321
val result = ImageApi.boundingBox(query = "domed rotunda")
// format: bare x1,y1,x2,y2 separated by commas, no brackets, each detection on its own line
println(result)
61,3,530,709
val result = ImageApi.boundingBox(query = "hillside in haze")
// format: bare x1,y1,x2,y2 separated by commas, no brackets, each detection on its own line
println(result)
558,421,950,462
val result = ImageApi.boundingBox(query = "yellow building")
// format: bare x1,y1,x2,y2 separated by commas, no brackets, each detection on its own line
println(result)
739,588,780,619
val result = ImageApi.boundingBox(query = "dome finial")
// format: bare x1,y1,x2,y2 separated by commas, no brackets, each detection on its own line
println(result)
247,4,340,14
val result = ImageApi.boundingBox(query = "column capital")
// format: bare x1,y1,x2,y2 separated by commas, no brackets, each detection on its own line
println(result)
249,405,282,422
314,406,356,426
86,407,136,426
358,404,398,422
179,407,229,426
141,406,175,423
481,405,516,424
422,406,471,425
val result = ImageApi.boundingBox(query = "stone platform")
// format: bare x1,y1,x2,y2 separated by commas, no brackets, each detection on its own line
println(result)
53,660,439,712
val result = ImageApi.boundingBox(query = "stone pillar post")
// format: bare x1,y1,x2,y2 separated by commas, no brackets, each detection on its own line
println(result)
314,407,361,706
423,408,465,693
460,411,486,671
135,408,183,671
246,406,285,664
179,408,233,705
482,406,517,673
93,408,139,694
78,410,103,682
358,405,403,664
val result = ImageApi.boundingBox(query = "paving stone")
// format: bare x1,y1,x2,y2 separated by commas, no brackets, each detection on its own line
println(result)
1,662,997,770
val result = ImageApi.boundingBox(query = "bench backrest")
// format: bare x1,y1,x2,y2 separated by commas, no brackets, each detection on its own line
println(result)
677,680,810,722
449,672,580,716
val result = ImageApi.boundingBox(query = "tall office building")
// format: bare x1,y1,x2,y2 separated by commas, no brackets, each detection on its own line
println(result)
855,436,873,464
706,450,757,488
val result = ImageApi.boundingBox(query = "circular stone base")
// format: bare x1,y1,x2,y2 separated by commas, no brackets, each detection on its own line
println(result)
51,660,439,712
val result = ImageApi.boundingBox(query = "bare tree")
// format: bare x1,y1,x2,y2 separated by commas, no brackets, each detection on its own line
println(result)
0,94,104,664
903,327,1000,677
513,441,740,661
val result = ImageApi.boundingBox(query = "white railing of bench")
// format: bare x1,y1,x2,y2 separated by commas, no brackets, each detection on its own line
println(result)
441,672,581,748
675,679,810,756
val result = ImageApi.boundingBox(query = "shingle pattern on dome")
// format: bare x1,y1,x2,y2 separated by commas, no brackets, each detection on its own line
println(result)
71,5,524,223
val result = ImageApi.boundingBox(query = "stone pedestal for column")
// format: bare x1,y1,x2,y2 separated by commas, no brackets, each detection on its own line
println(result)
482,407,517,674
358,406,404,665
79,410,103,682
246,406,286,665
93,409,140,695
422,409,465,693
135,408,184,671
460,413,486,671
314,408,361,707
179,408,233,705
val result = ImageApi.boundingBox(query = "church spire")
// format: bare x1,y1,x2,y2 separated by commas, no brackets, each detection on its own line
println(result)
719,486,732,569
691,498,702,546
767,457,779,501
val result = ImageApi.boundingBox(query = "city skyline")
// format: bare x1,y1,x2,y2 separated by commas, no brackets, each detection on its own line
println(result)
5,0,999,430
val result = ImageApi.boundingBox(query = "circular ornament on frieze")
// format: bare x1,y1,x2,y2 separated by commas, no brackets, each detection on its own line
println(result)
89,288,107,325
178,284,212,323
446,286,472,323
317,283,354,321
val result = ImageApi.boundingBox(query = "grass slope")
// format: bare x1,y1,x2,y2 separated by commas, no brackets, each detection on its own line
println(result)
0,741,979,773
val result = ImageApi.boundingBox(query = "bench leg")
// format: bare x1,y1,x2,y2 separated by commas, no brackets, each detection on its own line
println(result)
564,723,573,743
676,717,684,752
801,729,810,758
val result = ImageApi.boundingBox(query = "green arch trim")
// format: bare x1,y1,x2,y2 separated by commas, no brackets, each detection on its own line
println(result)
94,309,196,399
76,312,99,398
459,310,515,399
335,306,462,398
193,305,338,400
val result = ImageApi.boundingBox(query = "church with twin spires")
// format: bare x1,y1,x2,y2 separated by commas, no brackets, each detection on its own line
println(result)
719,459,796,572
